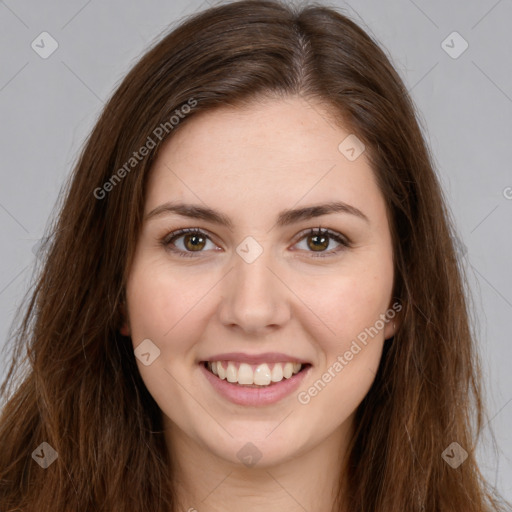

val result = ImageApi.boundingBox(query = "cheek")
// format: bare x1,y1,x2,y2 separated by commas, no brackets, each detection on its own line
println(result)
300,262,394,349
124,262,211,413
294,271,390,421
126,258,206,341
125,260,224,389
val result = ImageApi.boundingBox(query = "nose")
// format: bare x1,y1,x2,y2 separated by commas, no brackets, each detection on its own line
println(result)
217,246,291,336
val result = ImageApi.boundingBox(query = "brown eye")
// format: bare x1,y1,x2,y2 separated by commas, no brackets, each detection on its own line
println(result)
307,231,329,252
294,227,350,258
162,228,216,257
162,226,350,259
183,232,207,251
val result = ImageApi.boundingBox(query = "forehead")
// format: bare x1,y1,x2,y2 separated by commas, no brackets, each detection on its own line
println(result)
145,96,384,221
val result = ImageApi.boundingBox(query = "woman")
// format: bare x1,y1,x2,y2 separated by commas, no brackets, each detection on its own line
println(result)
0,1,509,510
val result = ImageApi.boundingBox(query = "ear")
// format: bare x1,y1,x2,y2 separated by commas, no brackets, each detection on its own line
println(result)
119,301,131,336
383,300,403,341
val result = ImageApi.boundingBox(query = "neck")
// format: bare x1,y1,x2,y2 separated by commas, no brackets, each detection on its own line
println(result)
165,416,353,512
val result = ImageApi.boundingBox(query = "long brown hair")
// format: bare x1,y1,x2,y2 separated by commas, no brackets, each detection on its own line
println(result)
0,1,509,510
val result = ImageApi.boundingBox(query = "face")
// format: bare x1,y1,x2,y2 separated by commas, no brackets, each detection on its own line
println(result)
122,95,398,469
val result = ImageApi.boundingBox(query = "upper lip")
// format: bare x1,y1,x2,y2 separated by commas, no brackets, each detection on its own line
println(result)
201,352,311,365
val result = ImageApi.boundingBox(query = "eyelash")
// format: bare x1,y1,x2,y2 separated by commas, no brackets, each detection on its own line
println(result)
160,226,351,259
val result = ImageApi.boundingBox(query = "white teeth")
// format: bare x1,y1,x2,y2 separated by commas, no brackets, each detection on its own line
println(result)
226,362,237,383
207,360,303,386
238,363,254,385
253,363,271,385
217,362,226,380
271,363,283,382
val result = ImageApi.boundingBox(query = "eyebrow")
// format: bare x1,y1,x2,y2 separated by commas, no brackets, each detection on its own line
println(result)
145,200,369,229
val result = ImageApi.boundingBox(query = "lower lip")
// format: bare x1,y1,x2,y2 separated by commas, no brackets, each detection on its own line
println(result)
199,363,311,406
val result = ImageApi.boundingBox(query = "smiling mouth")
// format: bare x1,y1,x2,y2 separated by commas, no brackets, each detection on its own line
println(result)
202,360,311,387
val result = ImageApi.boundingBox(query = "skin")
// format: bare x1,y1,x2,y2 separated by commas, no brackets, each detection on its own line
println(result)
122,95,400,512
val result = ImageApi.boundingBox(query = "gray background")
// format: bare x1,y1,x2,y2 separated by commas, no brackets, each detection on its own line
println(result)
1,0,511,499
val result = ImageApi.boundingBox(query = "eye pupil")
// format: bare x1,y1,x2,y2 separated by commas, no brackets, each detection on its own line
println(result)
308,233,329,251
185,233,206,251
